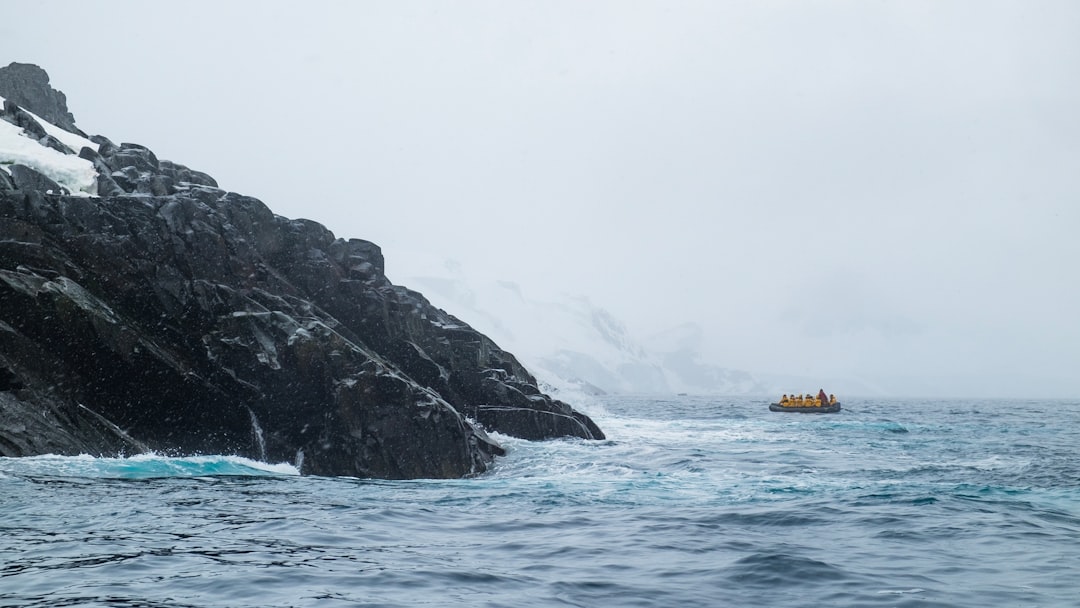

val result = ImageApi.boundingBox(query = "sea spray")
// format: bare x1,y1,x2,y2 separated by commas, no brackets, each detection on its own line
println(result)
247,406,268,462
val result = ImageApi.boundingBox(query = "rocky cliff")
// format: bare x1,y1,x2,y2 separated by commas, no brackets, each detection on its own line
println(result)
0,63,603,479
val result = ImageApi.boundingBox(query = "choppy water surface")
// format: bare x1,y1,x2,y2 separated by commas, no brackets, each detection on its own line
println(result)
3,396,1079,607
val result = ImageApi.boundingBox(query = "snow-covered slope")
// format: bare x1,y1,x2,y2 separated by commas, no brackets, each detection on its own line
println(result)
390,251,768,396
0,94,98,196
644,323,771,395
402,270,670,394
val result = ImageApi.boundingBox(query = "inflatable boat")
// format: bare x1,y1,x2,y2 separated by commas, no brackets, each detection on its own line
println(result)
769,402,842,413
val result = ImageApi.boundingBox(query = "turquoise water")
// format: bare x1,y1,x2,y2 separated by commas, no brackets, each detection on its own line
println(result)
2,396,1079,607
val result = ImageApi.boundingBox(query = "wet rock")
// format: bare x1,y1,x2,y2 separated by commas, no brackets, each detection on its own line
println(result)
0,184,606,478
7,165,65,194
159,159,218,189
78,147,124,197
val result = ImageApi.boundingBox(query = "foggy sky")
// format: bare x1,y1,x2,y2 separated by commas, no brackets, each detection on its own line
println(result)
4,1,1078,397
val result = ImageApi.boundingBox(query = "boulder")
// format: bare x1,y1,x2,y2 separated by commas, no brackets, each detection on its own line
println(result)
7,164,65,194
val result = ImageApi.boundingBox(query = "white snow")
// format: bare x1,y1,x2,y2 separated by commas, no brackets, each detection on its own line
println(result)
0,94,98,196
0,94,98,153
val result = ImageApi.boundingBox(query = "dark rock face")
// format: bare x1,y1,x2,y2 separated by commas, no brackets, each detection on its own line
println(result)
0,65,603,479
0,62,81,135
7,164,64,194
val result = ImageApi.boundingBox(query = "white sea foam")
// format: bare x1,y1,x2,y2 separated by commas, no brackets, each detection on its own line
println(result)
0,453,300,479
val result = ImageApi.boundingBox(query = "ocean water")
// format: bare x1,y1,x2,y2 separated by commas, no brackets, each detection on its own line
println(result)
2,396,1079,607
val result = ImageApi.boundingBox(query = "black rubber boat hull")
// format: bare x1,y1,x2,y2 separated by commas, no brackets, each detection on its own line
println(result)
769,403,842,413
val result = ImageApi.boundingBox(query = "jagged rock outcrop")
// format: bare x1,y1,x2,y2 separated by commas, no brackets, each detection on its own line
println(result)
0,62,81,135
0,63,603,478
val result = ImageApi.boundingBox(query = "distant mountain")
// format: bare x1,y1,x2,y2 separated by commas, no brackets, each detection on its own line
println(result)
393,255,770,396
642,323,771,395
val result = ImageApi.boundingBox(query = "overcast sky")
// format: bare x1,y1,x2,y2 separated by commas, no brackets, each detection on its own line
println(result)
4,1,1078,397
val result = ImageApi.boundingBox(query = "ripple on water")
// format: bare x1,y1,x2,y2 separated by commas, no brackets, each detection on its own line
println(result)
3,397,1080,607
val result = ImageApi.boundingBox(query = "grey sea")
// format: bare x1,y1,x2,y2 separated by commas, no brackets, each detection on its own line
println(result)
2,396,1079,607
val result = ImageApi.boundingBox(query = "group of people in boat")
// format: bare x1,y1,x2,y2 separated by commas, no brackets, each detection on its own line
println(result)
778,389,837,408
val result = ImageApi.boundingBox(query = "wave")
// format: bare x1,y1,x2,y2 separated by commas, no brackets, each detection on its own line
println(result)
0,453,300,480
